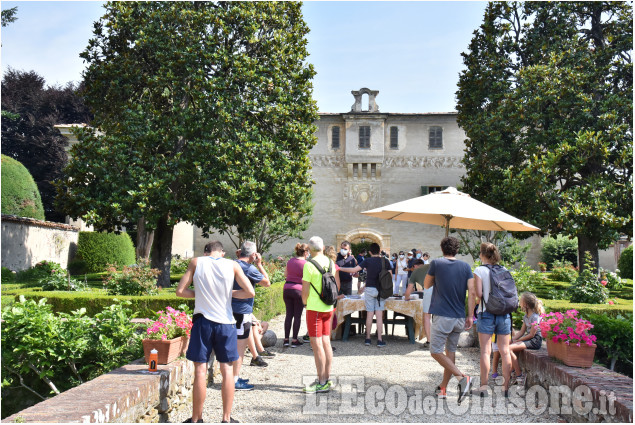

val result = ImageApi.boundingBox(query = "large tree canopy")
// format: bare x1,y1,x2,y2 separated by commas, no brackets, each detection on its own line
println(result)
456,2,633,271
1,69,92,222
57,1,318,286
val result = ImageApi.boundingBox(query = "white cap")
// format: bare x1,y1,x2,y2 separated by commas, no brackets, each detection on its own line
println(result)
151,349,158,354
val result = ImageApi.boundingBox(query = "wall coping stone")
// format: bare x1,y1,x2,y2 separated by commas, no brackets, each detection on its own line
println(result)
2,358,193,423
1,214,79,232
519,346,633,422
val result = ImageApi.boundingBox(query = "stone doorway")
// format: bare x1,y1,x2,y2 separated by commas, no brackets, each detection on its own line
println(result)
336,228,391,254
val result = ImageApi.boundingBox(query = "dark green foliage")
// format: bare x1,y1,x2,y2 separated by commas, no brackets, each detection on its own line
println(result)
549,260,578,283
1,267,15,283
618,245,633,279
1,69,92,222
252,281,285,322
76,231,136,272
351,241,372,257
568,252,609,304
1,155,45,220
1,298,143,418
454,230,531,265
169,255,190,275
39,268,85,292
540,236,579,270
57,2,318,287
456,2,633,272
585,312,633,376
15,261,62,283
66,258,88,276
103,262,160,296
1,6,18,27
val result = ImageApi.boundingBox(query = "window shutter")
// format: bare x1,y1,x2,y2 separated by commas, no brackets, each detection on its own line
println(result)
332,126,340,149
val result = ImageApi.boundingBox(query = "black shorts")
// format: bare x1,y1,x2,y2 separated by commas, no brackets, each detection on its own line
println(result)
524,335,542,350
233,312,252,340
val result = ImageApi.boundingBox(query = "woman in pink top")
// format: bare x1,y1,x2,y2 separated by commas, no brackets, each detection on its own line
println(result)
283,243,309,347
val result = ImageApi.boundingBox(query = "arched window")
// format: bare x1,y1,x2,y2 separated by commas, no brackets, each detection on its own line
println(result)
361,93,369,111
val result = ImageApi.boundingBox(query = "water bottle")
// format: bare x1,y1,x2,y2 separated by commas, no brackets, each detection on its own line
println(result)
149,348,158,372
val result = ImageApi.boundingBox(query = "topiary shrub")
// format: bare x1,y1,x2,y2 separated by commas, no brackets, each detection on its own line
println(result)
0,155,45,220
618,245,632,279
540,235,578,270
568,252,608,304
76,231,136,272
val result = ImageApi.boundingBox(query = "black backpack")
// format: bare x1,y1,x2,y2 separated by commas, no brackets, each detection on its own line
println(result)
482,264,519,315
308,258,339,306
377,257,393,300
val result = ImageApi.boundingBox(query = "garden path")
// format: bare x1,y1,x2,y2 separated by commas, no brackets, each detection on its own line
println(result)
170,314,563,423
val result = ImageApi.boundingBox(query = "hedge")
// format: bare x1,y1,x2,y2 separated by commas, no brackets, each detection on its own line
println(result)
618,245,633,279
11,280,287,321
0,154,45,220
76,231,136,272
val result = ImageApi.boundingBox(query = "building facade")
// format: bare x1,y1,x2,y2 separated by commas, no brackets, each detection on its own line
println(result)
194,88,471,258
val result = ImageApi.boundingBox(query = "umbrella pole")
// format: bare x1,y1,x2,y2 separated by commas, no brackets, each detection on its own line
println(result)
443,215,452,238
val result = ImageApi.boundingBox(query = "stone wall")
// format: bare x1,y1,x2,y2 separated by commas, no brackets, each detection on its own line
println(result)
1,214,79,271
2,358,195,423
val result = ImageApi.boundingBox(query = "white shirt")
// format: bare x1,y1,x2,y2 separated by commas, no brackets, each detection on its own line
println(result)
474,265,492,313
397,258,408,275
193,256,236,324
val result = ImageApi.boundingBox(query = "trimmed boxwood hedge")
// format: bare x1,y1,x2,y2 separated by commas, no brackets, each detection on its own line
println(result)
76,231,136,272
0,154,45,220
618,245,633,279
12,281,286,320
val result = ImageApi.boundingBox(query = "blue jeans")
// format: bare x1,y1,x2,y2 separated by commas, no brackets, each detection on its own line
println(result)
477,310,512,335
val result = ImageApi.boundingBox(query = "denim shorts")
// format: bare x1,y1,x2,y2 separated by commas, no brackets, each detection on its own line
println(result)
364,286,385,311
477,311,512,335
186,315,239,363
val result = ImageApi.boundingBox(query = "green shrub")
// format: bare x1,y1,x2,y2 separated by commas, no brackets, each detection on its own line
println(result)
540,235,578,269
585,312,633,376
0,155,45,220
618,245,633,279
15,261,62,283
252,281,285,322
599,268,623,290
568,252,609,304
170,255,191,274
103,261,160,296
76,231,136,272
39,268,86,292
1,267,15,283
510,263,547,294
67,258,88,276
550,260,578,283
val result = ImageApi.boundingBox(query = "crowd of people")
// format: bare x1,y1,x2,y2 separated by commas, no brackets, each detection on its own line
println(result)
175,236,542,422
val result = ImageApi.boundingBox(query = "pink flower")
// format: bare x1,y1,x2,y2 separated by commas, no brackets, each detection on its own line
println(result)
601,280,607,286
608,300,614,305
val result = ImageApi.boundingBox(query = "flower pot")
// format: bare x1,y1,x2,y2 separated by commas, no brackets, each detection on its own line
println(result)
143,336,189,365
546,339,596,368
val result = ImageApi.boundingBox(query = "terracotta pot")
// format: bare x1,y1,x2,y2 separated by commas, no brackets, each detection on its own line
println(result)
546,338,596,368
143,336,189,365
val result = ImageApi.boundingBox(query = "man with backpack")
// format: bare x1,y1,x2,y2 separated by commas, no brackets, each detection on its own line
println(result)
301,236,340,393
339,242,393,348
424,237,476,404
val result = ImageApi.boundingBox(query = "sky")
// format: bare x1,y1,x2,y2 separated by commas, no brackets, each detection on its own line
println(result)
1,1,488,113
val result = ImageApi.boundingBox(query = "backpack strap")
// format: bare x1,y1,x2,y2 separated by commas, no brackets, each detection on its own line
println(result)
307,258,332,299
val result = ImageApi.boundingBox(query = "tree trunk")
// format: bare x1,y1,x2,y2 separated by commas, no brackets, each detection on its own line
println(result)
151,214,174,288
577,234,600,275
136,217,154,262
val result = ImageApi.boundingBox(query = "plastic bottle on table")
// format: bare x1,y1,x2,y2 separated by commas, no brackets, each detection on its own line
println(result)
149,348,158,372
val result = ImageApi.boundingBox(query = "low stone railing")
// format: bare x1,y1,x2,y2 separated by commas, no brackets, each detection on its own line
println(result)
519,347,633,423
2,358,196,423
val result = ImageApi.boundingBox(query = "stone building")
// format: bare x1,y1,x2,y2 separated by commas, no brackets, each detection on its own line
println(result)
194,88,470,258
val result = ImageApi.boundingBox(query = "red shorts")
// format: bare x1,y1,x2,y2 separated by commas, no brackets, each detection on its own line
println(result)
306,310,333,338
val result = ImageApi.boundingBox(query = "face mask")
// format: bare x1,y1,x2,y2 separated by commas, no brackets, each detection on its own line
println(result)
416,253,422,259
399,255,404,259
340,249,348,256
407,254,413,258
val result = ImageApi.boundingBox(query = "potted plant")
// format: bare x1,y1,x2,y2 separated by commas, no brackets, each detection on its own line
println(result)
537,262,547,272
143,306,193,365
539,310,597,367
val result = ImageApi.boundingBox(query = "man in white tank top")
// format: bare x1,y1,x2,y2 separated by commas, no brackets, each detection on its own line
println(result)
176,241,254,424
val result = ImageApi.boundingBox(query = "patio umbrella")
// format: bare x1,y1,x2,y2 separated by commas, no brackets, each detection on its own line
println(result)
361,187,540,237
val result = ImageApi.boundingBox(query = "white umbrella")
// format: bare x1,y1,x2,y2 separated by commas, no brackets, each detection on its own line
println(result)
361,187,540,237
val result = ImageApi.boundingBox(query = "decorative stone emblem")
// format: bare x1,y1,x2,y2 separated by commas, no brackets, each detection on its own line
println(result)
344,182,380,211
310,155,345,167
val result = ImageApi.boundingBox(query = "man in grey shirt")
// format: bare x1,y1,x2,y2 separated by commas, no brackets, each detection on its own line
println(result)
424,237,475,403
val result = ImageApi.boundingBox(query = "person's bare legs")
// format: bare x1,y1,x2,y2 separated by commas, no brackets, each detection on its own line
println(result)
423,313,431,342
247,330,259,358
497,336,513,390
219,361,235,422
365,311,374,339
492,350,501,375
321,334,333,382
509,343,525,376
432,350,464,388
478,333,492,390
191,362,208,422
376,310,384,341
233,337,249,380
310,336,327,383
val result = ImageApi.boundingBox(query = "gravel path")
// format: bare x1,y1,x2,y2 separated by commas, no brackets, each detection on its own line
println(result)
171,314,562,423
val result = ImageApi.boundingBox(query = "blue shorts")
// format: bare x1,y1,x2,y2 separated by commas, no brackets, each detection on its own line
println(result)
477,311,512,335
186,316,239,363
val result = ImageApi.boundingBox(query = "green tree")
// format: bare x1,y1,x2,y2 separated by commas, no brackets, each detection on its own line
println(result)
452,229,531,266
456,2,633,273
57,2,317,286
1,6,17,27
217,191,313,253
1,155,45,220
